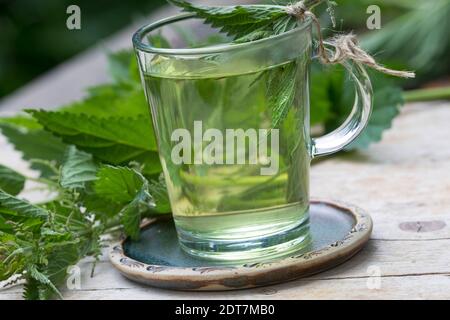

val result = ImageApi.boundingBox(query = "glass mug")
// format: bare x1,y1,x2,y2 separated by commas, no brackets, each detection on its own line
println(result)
133,13,372,262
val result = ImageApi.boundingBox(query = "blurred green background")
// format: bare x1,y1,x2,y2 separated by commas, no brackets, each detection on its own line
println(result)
1,0,449,100
0,0,166,98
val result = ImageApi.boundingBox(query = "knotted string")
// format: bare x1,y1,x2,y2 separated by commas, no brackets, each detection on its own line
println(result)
286,1,415,78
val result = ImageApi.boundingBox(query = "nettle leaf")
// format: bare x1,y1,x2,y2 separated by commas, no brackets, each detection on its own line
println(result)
27,110,156,151
26,110,161,175
81,194,123,220
27,265,63,300
82,146,161,176
42,242,80,299
60,146,98,189
0,123,67,178
168,0,336,44
0,115,42,130
130,152,163,176
0,190,48,219
84,170,170,221
266,62,297,128
148,176,171,214
94,166,144,203
119,186,153,240
95,166,152,240
61,84,147,118
0,164,25,196
93,166,169,240
168,0,295,42
23,277,40,300
344,86,403,150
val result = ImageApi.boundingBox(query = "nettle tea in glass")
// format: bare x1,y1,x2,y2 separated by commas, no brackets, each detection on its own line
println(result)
133,14,372,261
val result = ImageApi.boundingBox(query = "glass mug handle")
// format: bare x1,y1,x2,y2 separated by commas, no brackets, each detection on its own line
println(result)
311,56,373,158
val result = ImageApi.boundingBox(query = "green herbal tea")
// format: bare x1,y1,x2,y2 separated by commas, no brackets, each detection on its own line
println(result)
143,58,311,259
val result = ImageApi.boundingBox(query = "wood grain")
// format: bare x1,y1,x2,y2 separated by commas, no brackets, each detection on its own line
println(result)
3,273,450,300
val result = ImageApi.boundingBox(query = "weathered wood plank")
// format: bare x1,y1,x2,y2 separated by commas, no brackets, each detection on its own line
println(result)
3,237,450,296
311,102,450,241
2,274,450,300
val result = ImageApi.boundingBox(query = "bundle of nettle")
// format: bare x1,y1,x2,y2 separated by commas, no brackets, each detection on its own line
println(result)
0,0,416,299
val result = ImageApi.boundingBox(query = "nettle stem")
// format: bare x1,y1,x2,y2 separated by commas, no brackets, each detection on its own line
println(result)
403,86,450,103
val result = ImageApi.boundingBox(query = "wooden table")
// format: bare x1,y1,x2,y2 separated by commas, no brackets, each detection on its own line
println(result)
1,2,450,300
2,101,450,300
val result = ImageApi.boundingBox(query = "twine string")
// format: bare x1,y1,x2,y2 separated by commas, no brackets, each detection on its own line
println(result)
286,1,415,78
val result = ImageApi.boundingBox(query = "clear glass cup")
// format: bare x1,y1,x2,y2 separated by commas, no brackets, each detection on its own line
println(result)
133,13,372,262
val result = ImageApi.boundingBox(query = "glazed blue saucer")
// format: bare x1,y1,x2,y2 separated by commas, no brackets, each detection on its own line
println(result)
110,199,372,291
